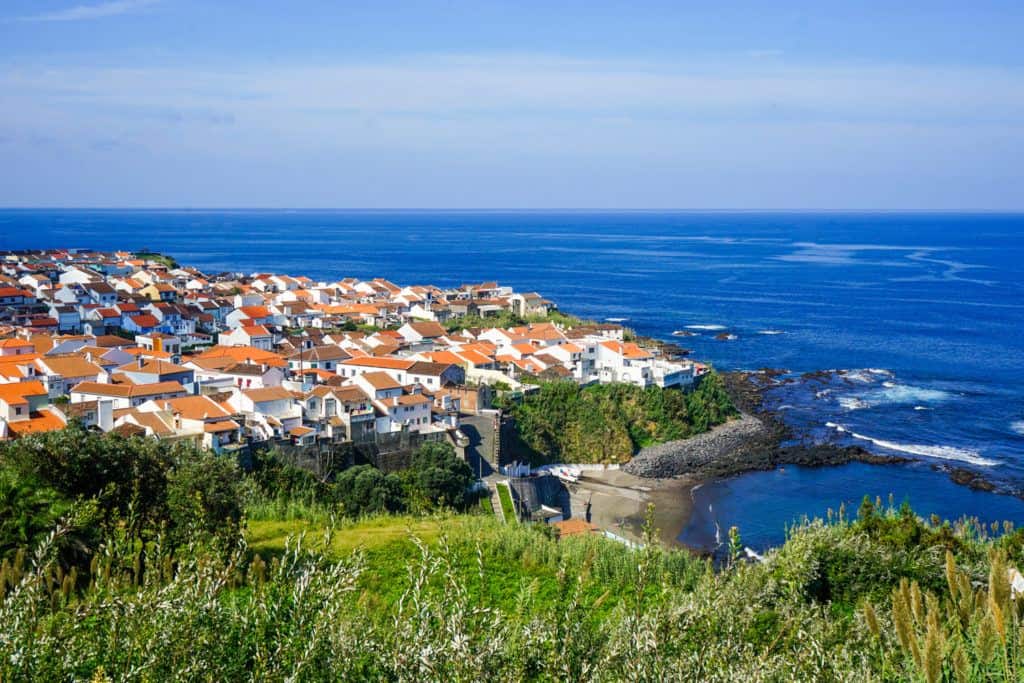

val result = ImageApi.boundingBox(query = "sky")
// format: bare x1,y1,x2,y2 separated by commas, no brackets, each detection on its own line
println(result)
1,1,1023,209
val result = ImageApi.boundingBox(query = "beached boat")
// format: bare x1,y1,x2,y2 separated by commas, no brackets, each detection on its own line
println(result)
548,465,581,484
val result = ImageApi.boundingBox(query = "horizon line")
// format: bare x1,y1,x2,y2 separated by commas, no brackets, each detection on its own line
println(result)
1,207,1023,214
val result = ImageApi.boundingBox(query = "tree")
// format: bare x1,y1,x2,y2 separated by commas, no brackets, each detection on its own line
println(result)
165,451,244,547
0,468,68,559
409,442,474,509
333,465,405,516
0,422,174,540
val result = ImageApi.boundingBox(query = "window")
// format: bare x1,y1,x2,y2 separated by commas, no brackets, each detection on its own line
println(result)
15,406,23,416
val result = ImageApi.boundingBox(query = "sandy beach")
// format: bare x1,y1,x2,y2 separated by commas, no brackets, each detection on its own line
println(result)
567,469,695,548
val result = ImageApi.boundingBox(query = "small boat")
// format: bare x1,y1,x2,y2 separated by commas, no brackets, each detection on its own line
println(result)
553,465,581,484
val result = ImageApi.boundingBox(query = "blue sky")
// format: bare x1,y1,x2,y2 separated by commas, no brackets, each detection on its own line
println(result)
1,1,1023,208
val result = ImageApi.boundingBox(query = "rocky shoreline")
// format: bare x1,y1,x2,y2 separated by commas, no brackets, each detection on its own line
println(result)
623,411,901,480
624,369,1017,500
624,370,906,482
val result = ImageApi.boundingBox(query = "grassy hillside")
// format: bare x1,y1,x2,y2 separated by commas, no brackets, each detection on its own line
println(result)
5,500,1024,680
7,423,1024,680
501,371,736,464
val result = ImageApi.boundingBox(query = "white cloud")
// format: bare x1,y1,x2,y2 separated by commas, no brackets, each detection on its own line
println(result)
4,55,1024,120
0,53,1021,208
18,0,158,22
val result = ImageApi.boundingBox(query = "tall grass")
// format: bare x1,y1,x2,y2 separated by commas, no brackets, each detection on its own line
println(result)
4,501,1024,681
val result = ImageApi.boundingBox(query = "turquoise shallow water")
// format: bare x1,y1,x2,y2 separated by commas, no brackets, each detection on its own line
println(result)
2,209,1023,547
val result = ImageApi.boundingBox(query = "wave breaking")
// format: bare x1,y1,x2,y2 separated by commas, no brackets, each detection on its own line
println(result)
825,422,997,466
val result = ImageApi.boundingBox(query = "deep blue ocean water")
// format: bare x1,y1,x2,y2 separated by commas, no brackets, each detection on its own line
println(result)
2,209,1024,550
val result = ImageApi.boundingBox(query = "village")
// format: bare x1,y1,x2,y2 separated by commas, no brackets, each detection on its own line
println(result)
0,248,708,534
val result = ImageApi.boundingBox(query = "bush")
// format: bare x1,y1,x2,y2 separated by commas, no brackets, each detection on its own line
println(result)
501,372,737,464
408,441,475,509
0,424,245,560
334,465,405,516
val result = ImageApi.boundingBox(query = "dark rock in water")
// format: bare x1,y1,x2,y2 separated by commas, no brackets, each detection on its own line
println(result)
932,464,998,493
801,369,837,383
714,332,734,341
660,343,691,357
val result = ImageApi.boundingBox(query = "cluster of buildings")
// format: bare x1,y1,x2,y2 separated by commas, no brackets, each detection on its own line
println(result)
0,249,700,447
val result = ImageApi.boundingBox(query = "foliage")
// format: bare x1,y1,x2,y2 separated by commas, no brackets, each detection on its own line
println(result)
407,441,476,509
0,468,69,559
165,450,244,547
6,434,1024,682
10,500,1024,680
444,309,586,333
333,465,405,516
0,424,243,559
500,371,737,464
246,441,477,521
134,251,178,268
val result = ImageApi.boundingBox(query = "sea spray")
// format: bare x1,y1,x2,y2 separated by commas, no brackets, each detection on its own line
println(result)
826,422,997,467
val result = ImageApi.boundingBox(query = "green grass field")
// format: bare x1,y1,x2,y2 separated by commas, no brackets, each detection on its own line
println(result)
496,482,517,523
243,512,667,617
246,514,469,556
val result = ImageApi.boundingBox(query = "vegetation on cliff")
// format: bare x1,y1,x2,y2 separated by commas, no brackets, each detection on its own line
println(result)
134,251,178,269
4,476,1024,681
442,308,586,333
499,371,737,464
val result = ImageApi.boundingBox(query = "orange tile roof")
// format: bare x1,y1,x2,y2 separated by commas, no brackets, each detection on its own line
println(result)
151,395,231,420
422,351,465,366
37,356,104,379
553,519,600,538
359,371,401,390
457,349,494,366
242,386,294,403
341,357,414,370
404,321,445,338
71,381,186,399
600,341,652,360
193,345,287,368
0,380,48,405
130,314,161,328
117,360,191,376
204,420,240,433
239,305,271,318
316,303,381,315
5,409,66,437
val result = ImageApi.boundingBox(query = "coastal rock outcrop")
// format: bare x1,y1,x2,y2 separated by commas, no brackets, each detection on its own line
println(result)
624,411,903,480
624,414,767,478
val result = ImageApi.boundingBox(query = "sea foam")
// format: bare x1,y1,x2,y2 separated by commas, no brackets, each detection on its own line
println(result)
1012,421,1024,436
825,422,997,466
838,383,951,410
686,324,727,331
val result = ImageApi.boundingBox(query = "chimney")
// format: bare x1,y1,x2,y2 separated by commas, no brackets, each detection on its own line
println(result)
97,400,114,432
137,355,144,369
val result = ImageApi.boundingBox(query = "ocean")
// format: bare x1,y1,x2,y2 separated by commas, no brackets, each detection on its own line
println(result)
3,209,1024,551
